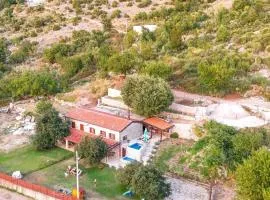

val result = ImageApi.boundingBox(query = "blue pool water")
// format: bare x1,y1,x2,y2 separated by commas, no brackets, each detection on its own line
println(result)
122,156,136,162
129,142,142,150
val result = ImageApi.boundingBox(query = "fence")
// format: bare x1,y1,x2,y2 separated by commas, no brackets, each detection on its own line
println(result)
0,172,76,200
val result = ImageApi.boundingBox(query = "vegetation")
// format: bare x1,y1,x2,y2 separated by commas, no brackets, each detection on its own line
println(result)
121,75,174,116
236,148,270,200
32,101,69,150
118,164,171,199
153,121,270,182
77,136,108,164
0,145,72,174
0,70,62,100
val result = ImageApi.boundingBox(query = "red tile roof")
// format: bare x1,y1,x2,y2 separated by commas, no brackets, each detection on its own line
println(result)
66,107,133,132
143,117,174,130
65,128,119,148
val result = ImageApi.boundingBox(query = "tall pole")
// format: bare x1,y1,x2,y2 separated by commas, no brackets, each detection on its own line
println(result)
76,151,80,199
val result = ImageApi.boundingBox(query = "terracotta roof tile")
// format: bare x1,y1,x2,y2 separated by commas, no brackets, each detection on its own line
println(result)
143,117,174,130
65,128,119,147
66,107,133,132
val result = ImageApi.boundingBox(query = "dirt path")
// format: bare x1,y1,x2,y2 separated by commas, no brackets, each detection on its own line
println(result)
0,188,32,200
173,89,270,110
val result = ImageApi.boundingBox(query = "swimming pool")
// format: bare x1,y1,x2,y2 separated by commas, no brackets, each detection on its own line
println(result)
122,156,136,162
128,143,142,150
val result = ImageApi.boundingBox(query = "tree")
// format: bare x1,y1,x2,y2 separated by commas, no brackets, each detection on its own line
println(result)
142,61,172,80
108,51,137,75
131,165,171,200
77,136,108,164
235,148,270,200
121,75,174,116
117,162,142,187
32,103,69,150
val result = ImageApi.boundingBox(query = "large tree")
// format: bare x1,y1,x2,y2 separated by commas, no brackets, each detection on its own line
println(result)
77,136,108,164
117,162,142,187
121,75,174,116
235,148,270,200
32,101,69,150
131,165,171,200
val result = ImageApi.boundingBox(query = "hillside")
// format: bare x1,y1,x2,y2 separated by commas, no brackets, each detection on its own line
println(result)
0,0,269,104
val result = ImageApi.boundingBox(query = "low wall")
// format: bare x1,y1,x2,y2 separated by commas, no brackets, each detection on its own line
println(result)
0,173,75,200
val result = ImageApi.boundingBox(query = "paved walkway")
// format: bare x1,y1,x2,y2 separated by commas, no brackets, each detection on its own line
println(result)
0,188,32,200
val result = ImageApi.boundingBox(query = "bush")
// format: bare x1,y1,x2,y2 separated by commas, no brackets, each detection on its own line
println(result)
111,1,118,7
236,148,270,200
121,75,174,116
170,132,179,138
9,41,35,64
142,61,172,80
43,43,74,63
0,70,61,99
216,25,230,42
137,0,151,8
108,51,137,74
111,9,121,19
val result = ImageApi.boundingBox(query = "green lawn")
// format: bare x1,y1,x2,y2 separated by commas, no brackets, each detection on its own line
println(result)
0,146,73,174
25,159,127,199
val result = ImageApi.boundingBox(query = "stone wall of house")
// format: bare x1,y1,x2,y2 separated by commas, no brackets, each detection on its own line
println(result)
121,122,143,141
70,119,121,141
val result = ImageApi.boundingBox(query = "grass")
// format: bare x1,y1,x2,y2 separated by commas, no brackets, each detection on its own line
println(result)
153,143,187,172
25,159,127,199
0,146,73,174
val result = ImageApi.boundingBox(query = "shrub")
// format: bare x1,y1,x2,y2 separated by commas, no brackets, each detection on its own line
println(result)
1,70,61,99
43,43,74,63
137,0,151,8
170,132,179,138
216,25,230,42
236,148,270,200
111,1,118,7
142,61,172,80
111,9,121,19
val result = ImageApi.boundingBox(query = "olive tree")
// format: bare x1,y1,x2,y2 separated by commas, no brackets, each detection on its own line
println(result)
121,75,174,116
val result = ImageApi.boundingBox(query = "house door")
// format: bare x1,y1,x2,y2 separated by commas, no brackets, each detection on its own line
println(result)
122,148,126,157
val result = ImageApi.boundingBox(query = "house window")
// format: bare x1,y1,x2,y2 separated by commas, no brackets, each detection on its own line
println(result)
71,121,76,128
80,124,84,131
123,135,127,141
100,130,106,137
90,128,95,134
109,133,115,140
